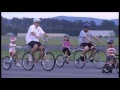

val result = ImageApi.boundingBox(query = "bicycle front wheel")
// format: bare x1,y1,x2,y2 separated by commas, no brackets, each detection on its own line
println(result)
56,54,65,67
22,52,34,70
93,50,106,69
41,52,56,71
73,50,85,68
2,56,12,70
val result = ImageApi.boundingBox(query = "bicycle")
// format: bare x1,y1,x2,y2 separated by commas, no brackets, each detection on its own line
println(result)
56,47,78,67
73,41,107,69
102,54,119,73
2,46,24,70
22,38,56,71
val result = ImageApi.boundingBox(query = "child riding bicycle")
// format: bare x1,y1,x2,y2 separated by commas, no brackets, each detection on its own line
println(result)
106,39,118,70
8,36,21,67
62,34,76,64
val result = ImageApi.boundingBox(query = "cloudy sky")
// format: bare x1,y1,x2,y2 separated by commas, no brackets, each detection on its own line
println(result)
1,12,119,20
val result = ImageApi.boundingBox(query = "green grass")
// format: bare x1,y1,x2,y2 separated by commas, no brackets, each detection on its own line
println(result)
1,36,119,46
1,50,63,59
1,50,107,61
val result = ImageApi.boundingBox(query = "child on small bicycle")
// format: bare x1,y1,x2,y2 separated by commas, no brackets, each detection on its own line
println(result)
106,39,118,69
8,36,21,67
62,34,76,64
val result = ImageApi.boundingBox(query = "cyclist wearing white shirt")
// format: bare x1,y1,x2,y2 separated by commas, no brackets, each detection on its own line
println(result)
26,18,49,61
79,23,101,61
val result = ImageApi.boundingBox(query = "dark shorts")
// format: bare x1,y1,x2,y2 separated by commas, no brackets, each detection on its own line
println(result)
28,41,42,48
106,55,116,62
62,48,71,56
80,43,94,49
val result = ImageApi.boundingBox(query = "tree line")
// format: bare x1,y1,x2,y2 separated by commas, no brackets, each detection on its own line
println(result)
1,16,119,36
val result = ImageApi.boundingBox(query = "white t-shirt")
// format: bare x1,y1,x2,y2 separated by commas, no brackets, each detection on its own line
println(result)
79,30,94,44
26,24,45,44
9,43,17,52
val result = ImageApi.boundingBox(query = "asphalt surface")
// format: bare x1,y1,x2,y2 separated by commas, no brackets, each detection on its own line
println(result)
1,45,119,78
1,61,119,78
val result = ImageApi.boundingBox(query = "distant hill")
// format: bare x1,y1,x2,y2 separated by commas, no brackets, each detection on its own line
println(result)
52,16,119,25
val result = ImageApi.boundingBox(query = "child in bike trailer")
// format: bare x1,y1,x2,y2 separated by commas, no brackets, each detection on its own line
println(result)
62,34,76,64
106,39,118,69
8,36,21,67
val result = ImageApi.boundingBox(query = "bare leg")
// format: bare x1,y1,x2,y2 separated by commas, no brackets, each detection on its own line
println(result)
16,54,19,63
90,46,96,59
80,46,89,61
82,46,89,56
38,46,44,60
65,51,68,56
30,44,38,61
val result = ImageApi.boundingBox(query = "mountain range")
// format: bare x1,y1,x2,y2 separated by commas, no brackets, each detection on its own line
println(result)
52,16,119,25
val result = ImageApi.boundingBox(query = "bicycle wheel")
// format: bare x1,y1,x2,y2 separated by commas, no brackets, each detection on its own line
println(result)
41,52,56,71
2,56,12,70
56,54,65,67
116,63,119,73
102,64,110,73
93,50,106,69
73,50,85,68
22,52,34,70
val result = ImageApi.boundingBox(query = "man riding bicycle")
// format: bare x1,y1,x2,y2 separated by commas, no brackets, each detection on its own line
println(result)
26,18,50,62
79,23,101,61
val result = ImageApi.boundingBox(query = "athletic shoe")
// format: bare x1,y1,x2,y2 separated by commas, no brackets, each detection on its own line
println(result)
16,63,21,67
80,56,85,61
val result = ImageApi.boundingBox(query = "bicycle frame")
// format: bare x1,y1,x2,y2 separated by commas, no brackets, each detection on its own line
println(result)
80,41,99,62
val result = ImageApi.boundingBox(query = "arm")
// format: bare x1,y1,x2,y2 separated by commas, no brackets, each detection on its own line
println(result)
70,42,76,48
114,49,118,55
31,32,39,38
84,36,92,43
9,44,16,48
43,33,50,38
90,31,100,43
93,36,101,43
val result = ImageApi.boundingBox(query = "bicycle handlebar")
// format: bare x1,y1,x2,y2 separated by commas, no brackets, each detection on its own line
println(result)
90,41,100,47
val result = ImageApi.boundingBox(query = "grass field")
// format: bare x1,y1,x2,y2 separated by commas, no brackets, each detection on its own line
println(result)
1,36,119,46
1,36,119,60
1,50,107,61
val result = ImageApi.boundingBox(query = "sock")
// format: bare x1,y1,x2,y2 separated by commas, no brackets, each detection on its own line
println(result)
90,57,93,59
10,57,12,60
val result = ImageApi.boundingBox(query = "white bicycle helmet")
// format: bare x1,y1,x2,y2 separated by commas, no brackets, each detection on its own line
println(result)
33,18,41,23
64,34,70,38
10,36,17,42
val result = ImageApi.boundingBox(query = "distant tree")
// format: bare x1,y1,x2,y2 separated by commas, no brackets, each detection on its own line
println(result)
90,20,96,30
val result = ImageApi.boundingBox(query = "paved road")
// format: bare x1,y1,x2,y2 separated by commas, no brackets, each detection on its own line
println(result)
1,45,119,78
1,61,119,78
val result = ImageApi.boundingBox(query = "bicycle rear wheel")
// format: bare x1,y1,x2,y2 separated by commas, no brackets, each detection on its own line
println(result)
73,50,85,68
116,63,119,73
2,56,12,70
56,54,65,67
22,52,34,70
41,52,56,71
93,50,106,69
